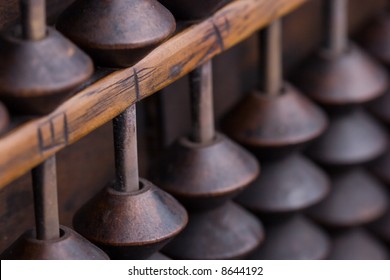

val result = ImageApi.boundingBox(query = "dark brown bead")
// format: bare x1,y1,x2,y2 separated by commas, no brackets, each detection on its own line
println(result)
57,0,175,67
222,84,328,157
0,226,109,260
73,179,188,260
249,215,330,260
162,202,264,260
0,27,93,115
328,228,389,260
149,133,260,210
236,153,329,214
308,168,388,227
292,44,388,105
308,107,388,166
358,11,390,65
159,0,231,21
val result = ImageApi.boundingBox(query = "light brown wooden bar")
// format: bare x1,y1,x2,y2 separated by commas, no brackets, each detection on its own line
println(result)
0,0,306,189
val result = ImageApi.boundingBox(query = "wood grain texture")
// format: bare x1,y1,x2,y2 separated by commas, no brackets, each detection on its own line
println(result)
0,0,306,188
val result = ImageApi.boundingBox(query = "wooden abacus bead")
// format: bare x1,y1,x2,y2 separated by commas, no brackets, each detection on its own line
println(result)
0,101,10,134
0,0,93,115
159,0,232,21
292,44,388,105
0,156,109,259
73,179,188,259
223,84,328,158
73,105,188,260
236,154,329,214
307,107,388,166
150,133,260,210
0,226,109,260
308,168,388,227
57,0,176,67
249,215,330,260
162,202,262,260
327,228,389,260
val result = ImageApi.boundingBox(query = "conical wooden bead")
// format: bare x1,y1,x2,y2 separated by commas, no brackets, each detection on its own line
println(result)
308,107,388,166
0,226,109,260
0,28,93,114
57,0,176,67
292,44,388,105
328,228,389,260
249,215,330,260
222,84,328,157
149,133,260,210
309,168,388,227
162,202,264,260
236,153,329,213
73,179,188,259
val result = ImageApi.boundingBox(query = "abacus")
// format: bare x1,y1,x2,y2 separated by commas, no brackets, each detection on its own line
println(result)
0,0,389,260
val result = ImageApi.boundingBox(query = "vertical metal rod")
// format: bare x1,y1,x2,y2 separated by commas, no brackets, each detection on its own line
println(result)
113,104,139,193
20,0,46,40
259,19,283,96
189,60,215,143
32,155,60,240
325,0,348,56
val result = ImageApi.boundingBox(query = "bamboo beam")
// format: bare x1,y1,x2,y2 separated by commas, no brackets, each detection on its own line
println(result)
0,0,306,188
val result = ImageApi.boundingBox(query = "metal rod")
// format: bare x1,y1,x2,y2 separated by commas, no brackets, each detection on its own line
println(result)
113,104,139,193
189,60,215,143
259,19,283,96
32,155,60,240
325,0,348,56
20,0,46,40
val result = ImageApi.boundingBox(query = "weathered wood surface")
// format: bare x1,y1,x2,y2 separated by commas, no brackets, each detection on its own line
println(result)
0,0,306,188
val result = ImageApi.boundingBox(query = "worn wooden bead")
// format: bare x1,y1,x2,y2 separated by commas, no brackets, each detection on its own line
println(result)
307,107,388,166
0,226,109,260
162,202,264,260
222,84,328,158
327,228,389,260
308,168,388,227
236,153,329,214
57,0,176,67
292,44,388,105
73,179,188,260
249,215,330,260
150,133,260,210
0,27,93,114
